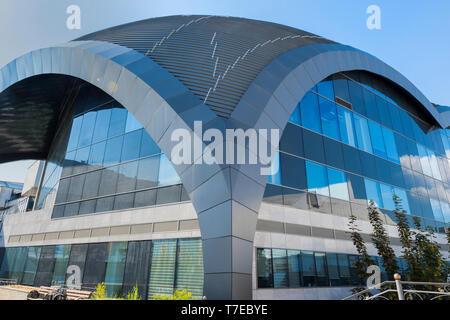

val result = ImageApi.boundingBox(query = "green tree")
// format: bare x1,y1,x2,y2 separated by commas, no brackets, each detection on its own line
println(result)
347,213,375,281
367,200,398,277
411,217,446,283
392,194,419,281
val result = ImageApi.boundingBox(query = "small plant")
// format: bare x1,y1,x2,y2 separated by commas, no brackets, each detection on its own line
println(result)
126,284,140,300
153,289,197,300
91,282,107,300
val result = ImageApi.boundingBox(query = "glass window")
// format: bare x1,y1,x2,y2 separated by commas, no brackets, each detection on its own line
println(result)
323,137,345,170
303,129,325,164
158,154,181,186
125,113,143,133
156,185,182,205
305,161,329,196
287,250,301,288
380,183,395,211
73,146,90,175
83,243,107,288
67,116,82,151
326,253,340,286
300,92,321,134
98,166,120,196
440,201,450,223
140,130,161,157
347,173,367,204
368,121,386,158
79,200,96,215
82,170,101,199
319,97,340,140
104,242,128,297
337,105,356,147
316,80,335,101
430,198,445,222
95,196,114,213
257,249,273,288
347,80,365,115
381,128,399,164
427,149,442,180
364,178,383,208
354,114,373,154
103,136,124,166
66,174,85,202
314,252,328,286
333,77,350,102
289,104,300,125
108,107,127,138
22,247,41,286
52,245,71,285
78,112,97,148
148,239,177,298
363,90,380,123
175,238,204,299
272,249,289,288
342,145,362,175
134,189,157,208
279,123,304,157
394,188,410,214
88,141,106,168
301,251,316,287
327,167,349,200
377,97,393,129
114,193,135,211
121,130,142,162
337,254,351,286
279,153,306,190
417,144,432,177
92,109,111,143
64,202,80,217
136,156,160,190
116,161,138,193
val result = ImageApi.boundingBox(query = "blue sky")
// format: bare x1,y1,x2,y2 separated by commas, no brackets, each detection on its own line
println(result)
0,0,449,183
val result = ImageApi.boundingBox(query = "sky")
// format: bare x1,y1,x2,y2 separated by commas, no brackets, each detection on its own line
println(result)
0,0,449,183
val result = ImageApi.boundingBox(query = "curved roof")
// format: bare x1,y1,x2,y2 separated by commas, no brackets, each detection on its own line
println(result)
0,15,447,165
78,15,334,118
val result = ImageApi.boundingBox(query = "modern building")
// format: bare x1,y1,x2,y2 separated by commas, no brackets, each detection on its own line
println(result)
0,15,449,300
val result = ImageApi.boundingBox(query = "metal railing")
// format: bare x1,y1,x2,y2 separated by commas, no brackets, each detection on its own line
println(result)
343,274,450,300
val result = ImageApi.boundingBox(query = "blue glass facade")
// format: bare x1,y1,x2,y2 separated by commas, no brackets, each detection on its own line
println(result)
257,247,407,288
265,72,450,233
0,238,203,299
35,83,186,218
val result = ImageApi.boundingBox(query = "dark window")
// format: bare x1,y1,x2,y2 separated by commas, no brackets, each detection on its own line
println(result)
301,251,316,287
279,123,304,157
134,189,157,208
156,185,182,205
280,153,306,190
114,193,135,211
323,137,345,170
83,243,108,288
122,241,152,300
347,173,367,205
34,246,56,287
342,144,362,175
303,130,325,164
359,151,378,180
257,249,273,288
